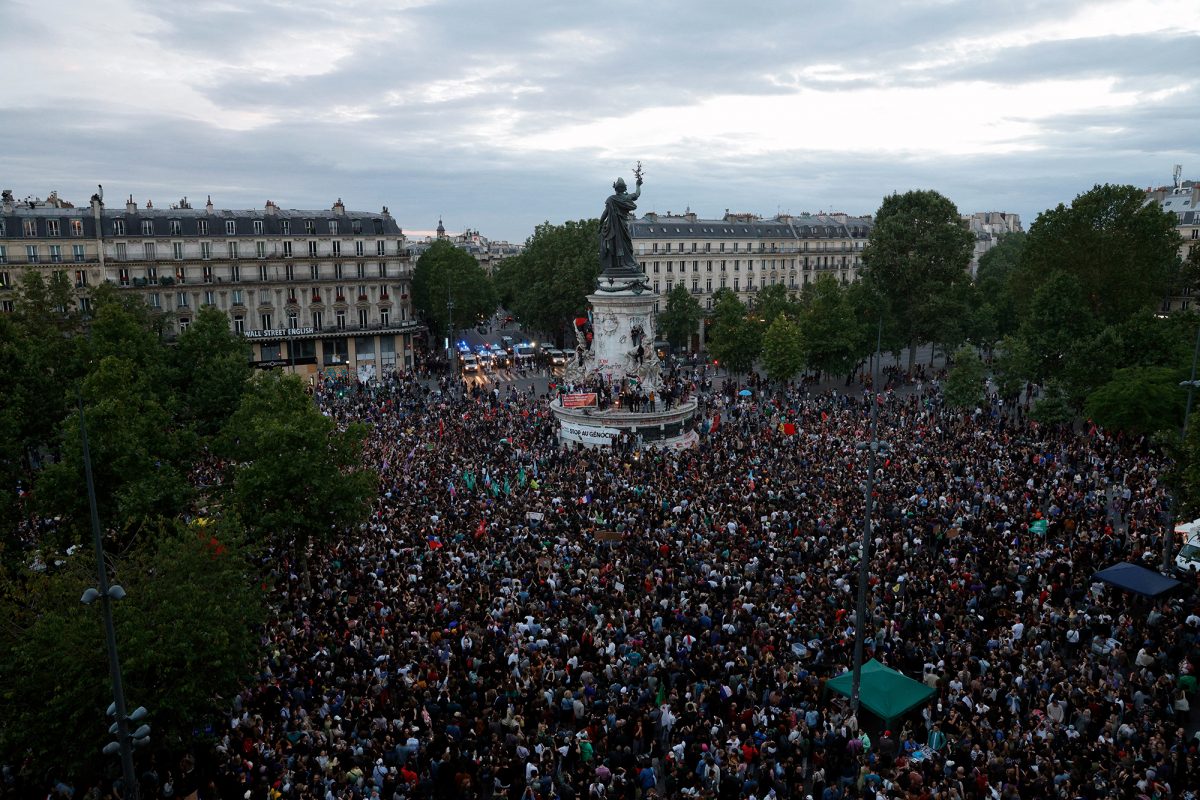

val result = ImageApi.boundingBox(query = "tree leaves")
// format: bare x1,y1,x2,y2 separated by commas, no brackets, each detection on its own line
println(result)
412,239,498,339
657,284,703,350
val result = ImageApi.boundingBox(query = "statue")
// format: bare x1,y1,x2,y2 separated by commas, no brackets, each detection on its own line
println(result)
599,163,644,281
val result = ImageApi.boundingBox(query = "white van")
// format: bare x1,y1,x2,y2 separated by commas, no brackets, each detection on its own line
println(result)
1174,518,1200,575
461,354,480,374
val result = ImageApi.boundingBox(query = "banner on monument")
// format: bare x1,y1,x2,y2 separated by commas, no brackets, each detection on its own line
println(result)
561,421,620,445
562,393,599,408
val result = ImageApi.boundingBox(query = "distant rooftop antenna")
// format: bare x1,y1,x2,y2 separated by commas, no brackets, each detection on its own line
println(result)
1174,164,1183,189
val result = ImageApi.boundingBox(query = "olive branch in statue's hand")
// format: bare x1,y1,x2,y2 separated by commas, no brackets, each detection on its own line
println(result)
633,161,644,186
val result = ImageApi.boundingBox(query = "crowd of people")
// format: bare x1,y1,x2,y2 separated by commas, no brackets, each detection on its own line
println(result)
80,363,1200,798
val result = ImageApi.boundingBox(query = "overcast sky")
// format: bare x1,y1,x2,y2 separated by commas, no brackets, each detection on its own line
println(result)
1,0,1197,241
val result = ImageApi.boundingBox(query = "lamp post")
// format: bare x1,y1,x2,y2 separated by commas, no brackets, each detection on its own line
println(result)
851,319,884,715
1162,325,1200,573
77,396,144,799
446,275,456,399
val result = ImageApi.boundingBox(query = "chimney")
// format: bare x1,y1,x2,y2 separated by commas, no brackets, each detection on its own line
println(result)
126,195,137,213
333,198,345,216
1,189,12,214
206,195,214,213
265,200,277,215
381,205,391,218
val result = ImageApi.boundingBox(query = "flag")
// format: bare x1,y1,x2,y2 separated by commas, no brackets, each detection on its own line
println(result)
710,413,721,433
475,518,487,539
427,537,443,550
518,466,527,486
782,422,797,436
503,477,511,496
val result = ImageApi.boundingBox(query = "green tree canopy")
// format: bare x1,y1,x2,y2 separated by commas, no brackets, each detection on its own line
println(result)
657,283,702,350
173,305,252,436
493,219,601,346
1084,366,1185,437
860,190,974,368
974,231,1025,340
760,313,805,384
754,283,801,328
221,372,376,578
0,520,264,778
412,239,497,340
942,346,986,409
707,289,762,375
1015,184,1181,325
800,275,863,379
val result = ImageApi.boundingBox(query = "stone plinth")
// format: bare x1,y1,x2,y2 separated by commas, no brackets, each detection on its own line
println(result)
554,397,700,450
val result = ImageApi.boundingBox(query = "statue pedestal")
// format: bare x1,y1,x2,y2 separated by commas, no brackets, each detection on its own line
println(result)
554,283,698,450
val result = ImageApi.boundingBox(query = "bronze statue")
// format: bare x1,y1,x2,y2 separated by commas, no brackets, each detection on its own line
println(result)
599,164,644,280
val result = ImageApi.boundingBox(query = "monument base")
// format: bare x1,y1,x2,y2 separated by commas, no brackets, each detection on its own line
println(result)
552,397,699,450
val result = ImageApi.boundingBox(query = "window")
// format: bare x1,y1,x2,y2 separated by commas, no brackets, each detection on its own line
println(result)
335,285,346,301
50,245,62,263
0,246,5,263
177,292,189,308
1,300,13,313
147,266,158,281
285,263,295,281
78,296,92,315
149,293,161,309
26,245,39,263
112,220,125,236
653,281,660,292
336,310,346,330
201,242,212,260
232,289,244,305
328,220,339,235
119,268,130,286
173,242,184,260
73,245,85,262
355,241,364,257
692,278,698,291
311,310,323,329
704,242,710,252
143,242,155,260
47,219,61,237
225,220,237,235
260,312,272,330
203,265,213,283
305,220,316,235
331,241,341,257
691,243,697,252
352,219,362,234
230,242,240,259
376,240,386,256
334,263,344,280
175,266,186,284
706,278,712,292
258,264,269,281
356,262,366,279
233,316,244,334
23,220,37,237
380,308,390,326
378,262,387,278
653,262,660,273
71,219,84,236
253,220,263,235
1192,229,1199,240
283,241,292,258
197,219,208,235
178,317,190,332
358,308,368,327
170,220,182,235
256,241,267,259
0,271,7,287
309,263,319,280
281,221,290,235
288,310,298,328
141,220,154,236
357,284,367,299
204,290,215,306
308,241,318,257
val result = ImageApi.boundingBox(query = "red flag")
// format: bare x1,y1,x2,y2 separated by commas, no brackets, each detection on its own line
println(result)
475,518,487,539
439,419,445,438
711,413,721,432
782,422,797,436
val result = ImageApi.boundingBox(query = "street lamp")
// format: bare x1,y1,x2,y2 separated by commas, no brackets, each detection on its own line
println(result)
77,396,144,799
446,275,456,399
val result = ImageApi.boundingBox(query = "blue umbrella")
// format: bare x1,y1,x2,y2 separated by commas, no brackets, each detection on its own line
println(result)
738,389,753,397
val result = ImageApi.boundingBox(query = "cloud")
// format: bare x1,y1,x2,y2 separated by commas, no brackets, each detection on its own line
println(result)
0,0,1197,240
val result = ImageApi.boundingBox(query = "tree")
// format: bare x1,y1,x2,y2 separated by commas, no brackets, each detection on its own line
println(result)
992,335,1031,402
974,232,1025,340
1017,271,1101,383
1084,366,1185,437
799,276,862,380
493,219,601,346
173,305,252,436
412,239,497,340
754,283,801,328
1015,184,1181,325
860,190,974,369
942,346,986,409
1031,381,1073,427
657,284,703,351
221,372,375,585
760,314,805,384
0,520,264,779
707,289,762,375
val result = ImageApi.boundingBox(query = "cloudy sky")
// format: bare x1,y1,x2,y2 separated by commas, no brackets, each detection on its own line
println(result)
1,0,1197,241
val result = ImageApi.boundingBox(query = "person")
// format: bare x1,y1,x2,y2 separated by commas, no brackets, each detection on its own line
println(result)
599,175,643,278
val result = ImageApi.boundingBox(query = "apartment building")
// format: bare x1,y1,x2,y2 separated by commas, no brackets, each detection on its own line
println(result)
0,189,420,377
629,209,873,309
1145,168,1200,312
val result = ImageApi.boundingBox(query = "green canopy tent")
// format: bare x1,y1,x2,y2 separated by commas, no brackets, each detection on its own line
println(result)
826,659,936,724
